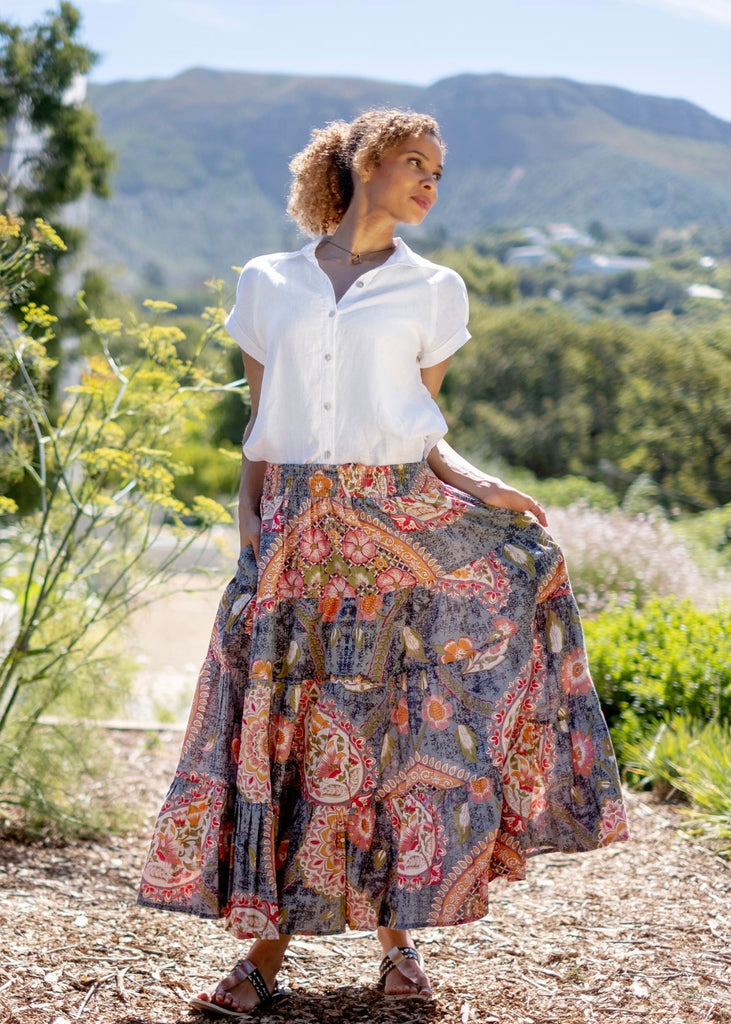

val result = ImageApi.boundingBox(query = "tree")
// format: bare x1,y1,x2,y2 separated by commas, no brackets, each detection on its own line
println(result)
0,2,114,315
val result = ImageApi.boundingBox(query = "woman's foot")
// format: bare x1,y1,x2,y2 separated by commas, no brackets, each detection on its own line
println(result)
376,927,433,999
196,936,291,1013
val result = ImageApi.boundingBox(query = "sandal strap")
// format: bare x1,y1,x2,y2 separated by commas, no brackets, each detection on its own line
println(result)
378,945,422,986
228,958,273,1004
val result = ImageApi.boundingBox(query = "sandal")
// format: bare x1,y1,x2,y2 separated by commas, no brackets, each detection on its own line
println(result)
190,958,288,1018
377,945,433,1001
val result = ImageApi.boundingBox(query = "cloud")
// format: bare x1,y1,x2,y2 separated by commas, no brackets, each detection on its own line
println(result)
621,0,731,29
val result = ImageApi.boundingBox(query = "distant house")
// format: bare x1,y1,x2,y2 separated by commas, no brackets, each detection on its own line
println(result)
505,245,555,267
521,226,549,246
572,253,651,275
687,283,724,300
546,223,593,247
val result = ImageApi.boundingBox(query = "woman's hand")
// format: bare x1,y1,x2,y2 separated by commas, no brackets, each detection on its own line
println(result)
427,439,548,527
239,504,262,561
476,478,548,527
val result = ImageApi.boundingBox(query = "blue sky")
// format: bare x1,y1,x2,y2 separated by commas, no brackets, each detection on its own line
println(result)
5,0,731,122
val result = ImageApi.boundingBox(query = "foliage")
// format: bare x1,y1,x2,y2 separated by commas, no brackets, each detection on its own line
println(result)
622,717,731,856
672,502,731,573
0,215,243,837
614,322,730,508
584,600,731,739
172,439,240,507
444,302,632,479
0,2,114,322
431,246,518,304
445,301,731,509
498,465,617,512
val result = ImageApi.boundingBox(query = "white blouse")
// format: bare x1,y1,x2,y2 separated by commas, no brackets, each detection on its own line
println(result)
224,236,471,465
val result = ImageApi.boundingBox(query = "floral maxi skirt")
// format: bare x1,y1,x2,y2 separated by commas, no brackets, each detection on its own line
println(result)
138,462,629,939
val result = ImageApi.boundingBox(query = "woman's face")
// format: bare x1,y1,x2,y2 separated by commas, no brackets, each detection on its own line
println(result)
359,133,443,226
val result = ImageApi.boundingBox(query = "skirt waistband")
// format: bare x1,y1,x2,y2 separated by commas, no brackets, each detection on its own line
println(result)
263,461,430,500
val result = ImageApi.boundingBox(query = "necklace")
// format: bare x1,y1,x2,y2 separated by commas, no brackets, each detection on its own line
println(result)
323,237,395,265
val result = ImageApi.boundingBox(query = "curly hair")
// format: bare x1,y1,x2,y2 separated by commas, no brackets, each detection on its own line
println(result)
287,108,444,235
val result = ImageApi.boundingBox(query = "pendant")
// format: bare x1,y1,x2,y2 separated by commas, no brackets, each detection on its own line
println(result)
350,253,361,265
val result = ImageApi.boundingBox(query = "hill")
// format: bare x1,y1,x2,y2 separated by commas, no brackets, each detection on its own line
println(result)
85,69,731,291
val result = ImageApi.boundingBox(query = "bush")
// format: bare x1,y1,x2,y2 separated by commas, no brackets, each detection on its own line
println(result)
172,439,240,507
457,456,618,512
584,599,731,738
673,503,731,574
0,215,242,837
622,717,731,856
548,506,709,615
530,475,617,511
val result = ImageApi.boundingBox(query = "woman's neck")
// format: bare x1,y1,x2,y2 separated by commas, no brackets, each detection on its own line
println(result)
329,203,396,258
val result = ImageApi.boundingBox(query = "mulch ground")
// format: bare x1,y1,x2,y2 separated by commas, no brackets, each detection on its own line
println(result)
1,730,730,1024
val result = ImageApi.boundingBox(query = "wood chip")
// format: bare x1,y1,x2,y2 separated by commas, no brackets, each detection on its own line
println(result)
1,731,730,1024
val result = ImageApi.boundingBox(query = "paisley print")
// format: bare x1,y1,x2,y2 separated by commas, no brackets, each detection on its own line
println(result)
138,461,628,938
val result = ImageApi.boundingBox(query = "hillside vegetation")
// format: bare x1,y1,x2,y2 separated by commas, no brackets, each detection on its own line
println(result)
86,69,731,290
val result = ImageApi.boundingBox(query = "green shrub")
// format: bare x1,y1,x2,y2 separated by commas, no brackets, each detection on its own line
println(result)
585,599,731,731
535,475,617,510
622,717,731,855
0,216,241,837
673,503,731,574
458,455,618,511
172,439,240,507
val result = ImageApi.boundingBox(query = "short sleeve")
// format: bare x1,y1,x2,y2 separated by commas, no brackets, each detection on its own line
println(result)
419,268,471,368
224,261,266,363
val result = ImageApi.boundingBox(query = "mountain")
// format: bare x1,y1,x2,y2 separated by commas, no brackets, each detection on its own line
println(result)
85,69,731,291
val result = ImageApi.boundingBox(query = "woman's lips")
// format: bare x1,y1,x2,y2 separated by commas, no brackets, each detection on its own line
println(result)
411,195,430,211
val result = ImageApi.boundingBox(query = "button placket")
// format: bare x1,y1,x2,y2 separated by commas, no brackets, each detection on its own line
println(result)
321,304,337,462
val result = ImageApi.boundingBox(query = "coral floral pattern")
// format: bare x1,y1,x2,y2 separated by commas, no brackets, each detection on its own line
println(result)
138,462,628,938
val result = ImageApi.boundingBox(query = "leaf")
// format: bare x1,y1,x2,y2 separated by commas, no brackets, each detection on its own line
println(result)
454,801,471,843
380,732,396,771
456,723,478,763
546,608,565,653
288,683,302,714
281,640,301,674
503,542,536,578
402,625,428,662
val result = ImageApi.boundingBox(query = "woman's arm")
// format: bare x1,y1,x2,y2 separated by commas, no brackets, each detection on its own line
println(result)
421,359,548,527
238,352,267,557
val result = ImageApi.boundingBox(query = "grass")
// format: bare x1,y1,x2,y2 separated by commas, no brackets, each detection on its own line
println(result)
622,717,731,856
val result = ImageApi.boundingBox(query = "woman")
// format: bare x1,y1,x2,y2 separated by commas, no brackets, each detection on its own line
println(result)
138,109,629,1015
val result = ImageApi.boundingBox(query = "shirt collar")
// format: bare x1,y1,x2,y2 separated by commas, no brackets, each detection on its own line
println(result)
298,235,423,269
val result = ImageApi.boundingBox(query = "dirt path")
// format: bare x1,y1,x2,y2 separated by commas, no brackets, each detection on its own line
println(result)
1,730,730,1024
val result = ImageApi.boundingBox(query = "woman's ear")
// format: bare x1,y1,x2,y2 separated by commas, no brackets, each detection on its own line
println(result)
353,152,374,185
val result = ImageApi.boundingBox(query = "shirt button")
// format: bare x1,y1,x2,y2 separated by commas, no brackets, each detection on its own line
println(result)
324,353,332,361
356,280,365,288
323,402,332,410
323,450,331,459
328,309,336,318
